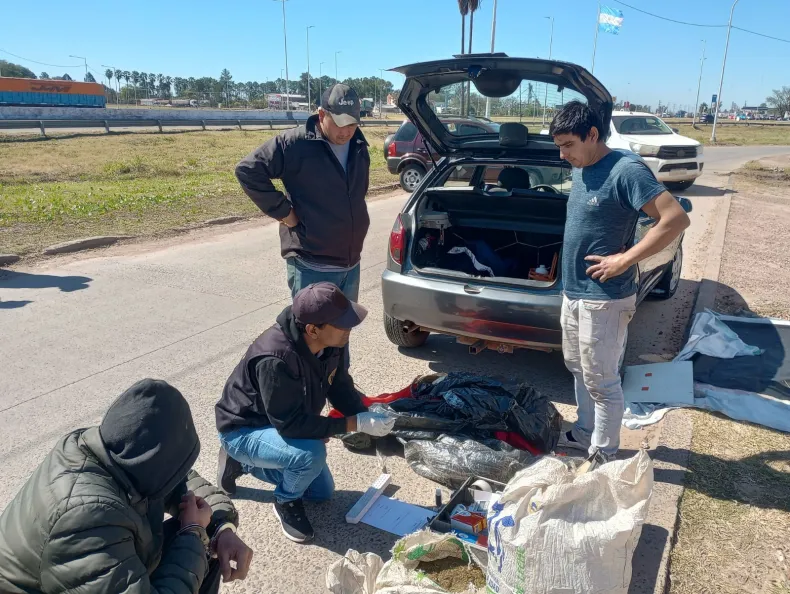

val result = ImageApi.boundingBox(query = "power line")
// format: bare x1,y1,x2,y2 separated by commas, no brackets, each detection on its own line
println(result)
610,0,726,28
0,49,81,69
732,26,790,44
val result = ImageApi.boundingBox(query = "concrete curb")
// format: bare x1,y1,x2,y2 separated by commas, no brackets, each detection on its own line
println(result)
634,174,735,594
42,236,134,255
0,254,21,267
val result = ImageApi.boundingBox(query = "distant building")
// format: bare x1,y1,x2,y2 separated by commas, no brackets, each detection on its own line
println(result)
266,93,306,110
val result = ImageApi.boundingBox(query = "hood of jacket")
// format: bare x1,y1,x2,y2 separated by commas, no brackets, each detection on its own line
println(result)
97,379,200,501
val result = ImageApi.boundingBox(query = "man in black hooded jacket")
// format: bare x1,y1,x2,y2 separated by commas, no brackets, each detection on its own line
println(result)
0,378,253,594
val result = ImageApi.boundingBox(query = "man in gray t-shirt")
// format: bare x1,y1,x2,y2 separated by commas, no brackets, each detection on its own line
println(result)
550,101,690,458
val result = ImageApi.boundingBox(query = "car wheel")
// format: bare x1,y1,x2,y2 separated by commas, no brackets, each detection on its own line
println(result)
399,164,425,193
651,244,683,300
383,313,429,348
665,180,695,191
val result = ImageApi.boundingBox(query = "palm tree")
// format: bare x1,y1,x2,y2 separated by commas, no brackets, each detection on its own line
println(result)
105,68,113,89
140,72,148,98
131,71,140,104
157,73,165,97
148,73,156,97
122,71,131,104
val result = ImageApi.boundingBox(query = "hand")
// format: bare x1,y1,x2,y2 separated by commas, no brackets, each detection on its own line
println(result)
280,209,300,228
355,411,396,437
179,492,212,529
585,253,631,282
215,530,253,583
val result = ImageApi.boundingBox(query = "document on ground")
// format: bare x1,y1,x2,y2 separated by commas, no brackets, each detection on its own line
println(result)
360,496,437,536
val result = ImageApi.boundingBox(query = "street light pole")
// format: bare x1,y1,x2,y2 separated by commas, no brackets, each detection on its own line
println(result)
379,68,385,118
711,0,739,143
484,0,498,118
306,25,314,111
274,0,291,111
319,62,325,102
335,51,341,82
692,40,706,126
70,55,88,81
101,63,119,105
542,16,554,127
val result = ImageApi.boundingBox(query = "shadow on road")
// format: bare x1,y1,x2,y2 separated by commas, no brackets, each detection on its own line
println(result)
0,300,33,310
681,183,737,198
0,270,92,294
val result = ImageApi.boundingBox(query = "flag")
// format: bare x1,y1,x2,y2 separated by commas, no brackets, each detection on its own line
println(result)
598,6,624,35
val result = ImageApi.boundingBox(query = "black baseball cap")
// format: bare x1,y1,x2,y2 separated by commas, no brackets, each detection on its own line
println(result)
293,282,368,329
321,83,361,127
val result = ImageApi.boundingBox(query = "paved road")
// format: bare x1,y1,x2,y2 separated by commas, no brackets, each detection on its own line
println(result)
0,146,785,593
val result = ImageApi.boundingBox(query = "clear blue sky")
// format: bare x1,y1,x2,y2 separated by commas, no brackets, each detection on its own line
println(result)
3,0,789,110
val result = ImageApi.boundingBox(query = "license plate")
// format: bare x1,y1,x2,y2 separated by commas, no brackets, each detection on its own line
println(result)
670,169,688,176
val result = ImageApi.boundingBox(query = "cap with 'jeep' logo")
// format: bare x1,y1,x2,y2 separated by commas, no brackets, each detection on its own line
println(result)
321,83,361,127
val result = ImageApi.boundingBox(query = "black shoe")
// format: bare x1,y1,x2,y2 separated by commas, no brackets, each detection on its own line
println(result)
217,447,244,495
273,499,314,543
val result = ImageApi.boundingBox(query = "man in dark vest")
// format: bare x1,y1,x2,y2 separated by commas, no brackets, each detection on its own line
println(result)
215,282,395,543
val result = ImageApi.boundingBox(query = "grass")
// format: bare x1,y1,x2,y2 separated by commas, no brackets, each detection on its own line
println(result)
673,123,790,146
0,126,398,256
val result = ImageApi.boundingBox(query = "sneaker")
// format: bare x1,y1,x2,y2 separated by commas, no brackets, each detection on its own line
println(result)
217,447,244,495
557,430,589,452
273,499,314,543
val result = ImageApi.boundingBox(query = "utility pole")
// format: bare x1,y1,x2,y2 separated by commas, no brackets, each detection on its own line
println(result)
101,63,119,105
379,68,385,118
306,25,314,110
274,0,290,111
484,0,498,118
69,55,88,81
692,40,706,125
542,16,554,127
319,62,325,101
591,2,600,74
335,51,341,82
712,0,739,143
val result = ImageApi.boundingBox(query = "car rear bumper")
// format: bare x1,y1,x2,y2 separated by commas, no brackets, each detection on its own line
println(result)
381,269,564,350
386,157,400,174
642,156,704,182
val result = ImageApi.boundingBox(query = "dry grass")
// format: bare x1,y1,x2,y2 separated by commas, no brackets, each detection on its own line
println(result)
669,123,790,146
668,157,790,594
0,126,397,256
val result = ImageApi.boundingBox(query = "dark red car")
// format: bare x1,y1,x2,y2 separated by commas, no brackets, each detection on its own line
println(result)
384,116,501,191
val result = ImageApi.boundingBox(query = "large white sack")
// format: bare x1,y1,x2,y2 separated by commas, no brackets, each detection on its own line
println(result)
486,450,653,594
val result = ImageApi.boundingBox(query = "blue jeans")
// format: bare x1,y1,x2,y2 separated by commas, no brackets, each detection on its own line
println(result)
286,258,361,301
219,426,334,503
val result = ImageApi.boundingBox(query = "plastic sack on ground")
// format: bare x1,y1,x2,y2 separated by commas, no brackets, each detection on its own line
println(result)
486,449,653,594
326,531,485,594
402,434,536,489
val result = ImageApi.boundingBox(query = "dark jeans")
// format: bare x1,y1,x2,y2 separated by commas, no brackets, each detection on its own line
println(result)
163,518,221,594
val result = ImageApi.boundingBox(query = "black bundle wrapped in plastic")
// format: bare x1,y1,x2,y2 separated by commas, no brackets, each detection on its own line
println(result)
401,434,536,489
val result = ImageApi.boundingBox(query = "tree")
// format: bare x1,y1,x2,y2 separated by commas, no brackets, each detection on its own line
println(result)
84,72,96,83
131,71,140,104
105,68,114,89
61,73,73,81
766,87,790,117
122,72,131,103
699,101,708,114
148,73,156,96
40,71,50,79
0,60,37,78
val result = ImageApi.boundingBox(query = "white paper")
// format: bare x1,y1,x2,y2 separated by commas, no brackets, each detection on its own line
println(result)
622,361,695,405
360,496,436,536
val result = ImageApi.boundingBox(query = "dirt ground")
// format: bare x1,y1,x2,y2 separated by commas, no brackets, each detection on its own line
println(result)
668,156,790,594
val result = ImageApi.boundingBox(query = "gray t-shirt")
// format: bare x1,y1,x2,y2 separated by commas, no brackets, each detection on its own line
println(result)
328,140,351,172
562,149,666,300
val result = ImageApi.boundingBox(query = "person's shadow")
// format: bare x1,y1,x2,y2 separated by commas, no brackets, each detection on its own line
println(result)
0,270,92,309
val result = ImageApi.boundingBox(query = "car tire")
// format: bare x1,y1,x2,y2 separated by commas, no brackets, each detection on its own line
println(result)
651,244,683,300
383,313,429,348
665,180,695,191
399,164,425,193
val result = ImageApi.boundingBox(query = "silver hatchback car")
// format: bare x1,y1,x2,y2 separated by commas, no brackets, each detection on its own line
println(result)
381,55,690,354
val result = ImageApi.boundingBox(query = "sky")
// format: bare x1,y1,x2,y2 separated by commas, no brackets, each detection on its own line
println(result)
2,0,789,111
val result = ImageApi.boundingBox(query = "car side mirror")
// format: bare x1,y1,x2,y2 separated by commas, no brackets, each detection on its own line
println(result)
672,127,680,134
677,196,693,213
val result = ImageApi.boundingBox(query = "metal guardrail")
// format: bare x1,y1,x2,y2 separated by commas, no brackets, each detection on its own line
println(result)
0,118,399,135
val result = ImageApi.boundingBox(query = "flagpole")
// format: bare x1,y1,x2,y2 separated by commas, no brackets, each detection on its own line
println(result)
591,2,600,74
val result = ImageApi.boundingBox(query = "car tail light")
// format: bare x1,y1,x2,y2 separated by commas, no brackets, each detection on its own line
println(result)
387,142,397,157
389,215,405,265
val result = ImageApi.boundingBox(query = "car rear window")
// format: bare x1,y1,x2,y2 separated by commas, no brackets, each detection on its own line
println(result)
437,163,572,194
394,122,419,142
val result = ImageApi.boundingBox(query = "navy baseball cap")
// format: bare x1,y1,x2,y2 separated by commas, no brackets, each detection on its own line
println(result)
321,83,361,127
293,282,368,329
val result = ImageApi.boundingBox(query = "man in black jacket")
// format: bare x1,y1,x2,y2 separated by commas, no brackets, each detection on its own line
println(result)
235,84,370,301
215,283,395,543
0,379,253,594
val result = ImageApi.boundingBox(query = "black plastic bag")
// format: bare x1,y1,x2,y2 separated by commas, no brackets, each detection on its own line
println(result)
509,384,563,452
402,434,536,489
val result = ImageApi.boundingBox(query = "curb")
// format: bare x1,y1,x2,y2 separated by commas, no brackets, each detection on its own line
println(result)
634,174,735,594
42,236,134,256
0,254,21,267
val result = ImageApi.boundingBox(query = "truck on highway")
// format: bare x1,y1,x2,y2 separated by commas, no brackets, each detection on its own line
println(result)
360,98,375,117
0,77,106,108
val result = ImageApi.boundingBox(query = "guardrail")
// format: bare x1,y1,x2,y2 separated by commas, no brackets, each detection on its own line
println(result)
0,118,399,136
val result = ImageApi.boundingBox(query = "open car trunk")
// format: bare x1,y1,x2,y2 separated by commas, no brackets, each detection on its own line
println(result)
410,187,567,288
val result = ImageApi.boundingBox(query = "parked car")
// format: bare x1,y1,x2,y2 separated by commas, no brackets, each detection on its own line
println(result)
384,116,501,191
606,111,704,191
381,54,692,354
700,113,715,124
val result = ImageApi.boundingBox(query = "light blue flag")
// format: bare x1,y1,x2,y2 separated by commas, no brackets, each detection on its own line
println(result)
599,6,624,35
